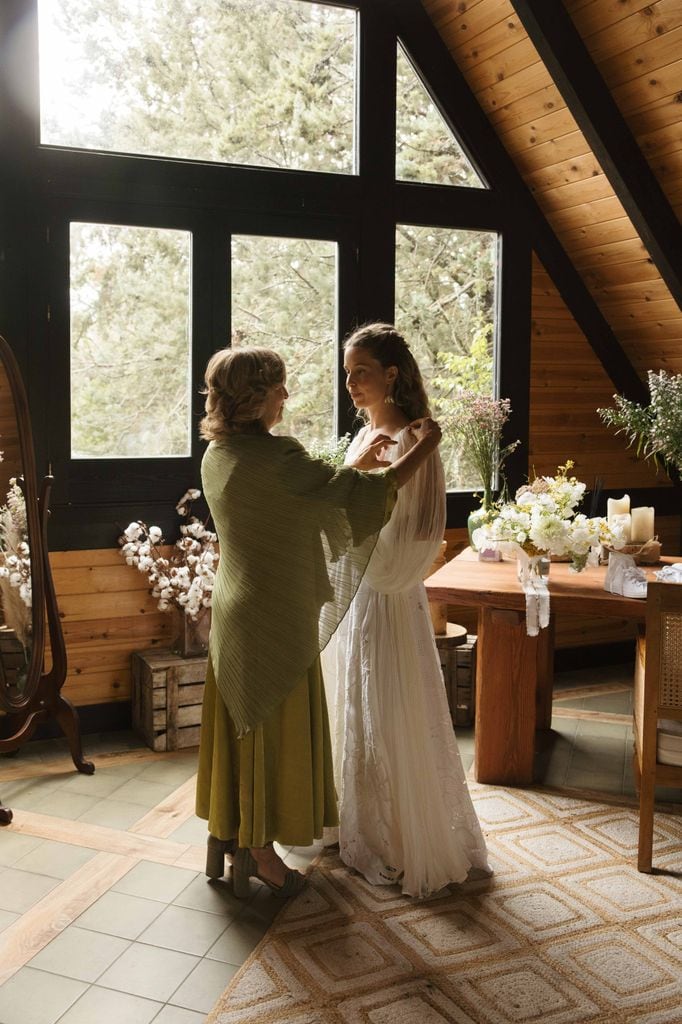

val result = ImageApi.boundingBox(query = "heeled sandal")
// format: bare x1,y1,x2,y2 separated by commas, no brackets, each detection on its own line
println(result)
231,846,307,899
205,834,237,879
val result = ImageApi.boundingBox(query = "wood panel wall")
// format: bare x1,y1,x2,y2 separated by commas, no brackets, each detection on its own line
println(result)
51,508,680,711
52,549,173,708
423,0,682,378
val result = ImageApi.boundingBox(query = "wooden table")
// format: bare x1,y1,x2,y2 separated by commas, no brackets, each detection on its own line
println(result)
425,549,679,786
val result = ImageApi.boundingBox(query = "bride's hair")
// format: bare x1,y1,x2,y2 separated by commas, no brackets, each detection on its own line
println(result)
343,322,430,422
200,346,285,438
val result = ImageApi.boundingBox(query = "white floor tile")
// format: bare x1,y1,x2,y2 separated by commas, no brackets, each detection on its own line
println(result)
169,957,239,1014
75,891,166,940
54,986,163,1024
0,966,86,1024
97,942,200,1002
112,862,199,904
28,925,130,982
0,832,43,867
138,904,230,956
16,840,97,881
151,1006,207,1024
0,867,59,914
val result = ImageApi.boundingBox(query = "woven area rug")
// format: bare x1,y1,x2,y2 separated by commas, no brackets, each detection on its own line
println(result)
207,785,682,1024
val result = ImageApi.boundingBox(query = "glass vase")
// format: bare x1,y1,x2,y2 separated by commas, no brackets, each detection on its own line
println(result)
467,507,488,552
170,607,211,658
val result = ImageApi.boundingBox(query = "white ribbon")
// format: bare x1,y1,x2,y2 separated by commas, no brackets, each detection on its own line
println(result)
516,550,550,637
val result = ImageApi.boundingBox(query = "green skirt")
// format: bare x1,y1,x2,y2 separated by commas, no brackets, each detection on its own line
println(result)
195,655,338,847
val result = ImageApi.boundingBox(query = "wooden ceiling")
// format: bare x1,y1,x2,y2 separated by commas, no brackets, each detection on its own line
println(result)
420,0,681,493
422,0,682,378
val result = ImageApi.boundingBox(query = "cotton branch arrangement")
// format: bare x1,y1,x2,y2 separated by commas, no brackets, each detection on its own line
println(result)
118,489,218,620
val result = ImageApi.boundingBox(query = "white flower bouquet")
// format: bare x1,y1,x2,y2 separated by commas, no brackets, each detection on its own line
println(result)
472,462,628,572
118,489,218,622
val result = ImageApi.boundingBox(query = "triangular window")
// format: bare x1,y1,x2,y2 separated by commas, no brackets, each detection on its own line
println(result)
395,44,486,189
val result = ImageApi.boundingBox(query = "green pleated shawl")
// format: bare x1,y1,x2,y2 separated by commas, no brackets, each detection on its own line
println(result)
201,434,397,736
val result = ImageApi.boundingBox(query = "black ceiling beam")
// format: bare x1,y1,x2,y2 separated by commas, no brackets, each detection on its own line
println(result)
379,0,648,405
511,0,682,312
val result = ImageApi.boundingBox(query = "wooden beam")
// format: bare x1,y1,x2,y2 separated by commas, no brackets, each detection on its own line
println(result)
380,0,648,405
510,0,682,313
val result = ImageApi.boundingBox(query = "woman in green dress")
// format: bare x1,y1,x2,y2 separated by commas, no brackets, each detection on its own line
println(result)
195,345,442,897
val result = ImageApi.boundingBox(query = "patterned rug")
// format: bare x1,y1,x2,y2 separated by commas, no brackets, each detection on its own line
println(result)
207,785,682,1024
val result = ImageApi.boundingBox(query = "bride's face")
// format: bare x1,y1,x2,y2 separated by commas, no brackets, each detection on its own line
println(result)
344,347,396,412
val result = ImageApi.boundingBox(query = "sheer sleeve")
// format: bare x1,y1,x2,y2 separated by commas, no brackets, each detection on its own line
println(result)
202,436,396,736
362,428,446,594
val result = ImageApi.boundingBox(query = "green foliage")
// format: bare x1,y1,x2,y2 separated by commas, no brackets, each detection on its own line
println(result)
598,370,682,477
395,46,483,189
44,1,497,478
231,235,336,448
395,225,497,487
70,224,191,458
43,0,355,172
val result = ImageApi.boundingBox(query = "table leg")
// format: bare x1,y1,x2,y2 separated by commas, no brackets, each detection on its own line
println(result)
536,615,555,731
474,606,554,785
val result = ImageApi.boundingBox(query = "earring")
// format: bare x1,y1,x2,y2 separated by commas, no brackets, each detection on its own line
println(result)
384,394,395,405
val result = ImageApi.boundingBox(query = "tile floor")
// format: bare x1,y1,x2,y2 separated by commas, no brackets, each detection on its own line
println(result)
0,659,680,1024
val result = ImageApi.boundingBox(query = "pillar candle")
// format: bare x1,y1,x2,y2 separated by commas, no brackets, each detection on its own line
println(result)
607,494,630,522
631,506,655,543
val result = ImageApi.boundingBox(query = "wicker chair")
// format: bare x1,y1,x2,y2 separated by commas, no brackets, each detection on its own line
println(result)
632,581,682,872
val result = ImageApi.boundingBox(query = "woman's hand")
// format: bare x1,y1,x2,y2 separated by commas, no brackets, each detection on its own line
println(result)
408,417,442,447
350,433,397,470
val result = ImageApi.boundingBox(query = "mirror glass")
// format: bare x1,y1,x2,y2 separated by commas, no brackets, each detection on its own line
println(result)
0,359,33,701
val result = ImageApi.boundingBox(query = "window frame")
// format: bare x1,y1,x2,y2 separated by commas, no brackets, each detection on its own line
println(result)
1,0,531,549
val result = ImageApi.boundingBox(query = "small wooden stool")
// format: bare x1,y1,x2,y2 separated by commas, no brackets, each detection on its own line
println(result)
435,627,477,729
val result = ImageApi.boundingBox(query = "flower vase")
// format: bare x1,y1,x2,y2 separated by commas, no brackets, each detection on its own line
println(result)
171,608,211,658
467,507,487,551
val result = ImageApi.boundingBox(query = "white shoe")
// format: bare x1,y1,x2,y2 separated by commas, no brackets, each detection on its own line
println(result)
621,567,647,599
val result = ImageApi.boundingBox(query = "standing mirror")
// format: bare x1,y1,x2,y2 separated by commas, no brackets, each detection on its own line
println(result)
0,334,93,825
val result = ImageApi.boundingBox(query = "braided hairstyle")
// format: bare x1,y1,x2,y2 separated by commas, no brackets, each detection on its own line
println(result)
343,322,430,422
200,346,285,439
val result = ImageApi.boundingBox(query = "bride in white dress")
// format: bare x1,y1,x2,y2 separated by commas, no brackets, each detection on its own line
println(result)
326,323,490,898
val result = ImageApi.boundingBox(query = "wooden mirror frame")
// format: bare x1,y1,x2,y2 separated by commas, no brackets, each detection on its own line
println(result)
0,334,93,826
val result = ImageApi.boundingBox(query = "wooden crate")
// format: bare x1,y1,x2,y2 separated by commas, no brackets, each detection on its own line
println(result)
132,648,208,751
437,633,477,729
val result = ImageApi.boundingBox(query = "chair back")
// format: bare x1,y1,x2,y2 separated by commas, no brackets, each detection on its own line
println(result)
634,582,682,764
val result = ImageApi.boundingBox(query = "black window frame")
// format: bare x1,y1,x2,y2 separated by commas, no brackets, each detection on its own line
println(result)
0,0,531,549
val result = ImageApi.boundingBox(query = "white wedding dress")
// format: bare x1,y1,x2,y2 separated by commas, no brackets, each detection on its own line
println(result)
324,427,490,898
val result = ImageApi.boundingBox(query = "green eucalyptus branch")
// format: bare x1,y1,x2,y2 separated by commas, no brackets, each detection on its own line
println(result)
598,370,682,477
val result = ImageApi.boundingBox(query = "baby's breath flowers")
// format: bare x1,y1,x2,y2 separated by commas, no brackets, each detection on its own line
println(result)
447,392,519,508
118,489,218,621
307,433,352,467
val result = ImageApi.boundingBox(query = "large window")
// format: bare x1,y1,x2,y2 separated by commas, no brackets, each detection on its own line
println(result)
70,223,192,459
38,0,357,173
395,45,484,189
0,2,530,544
231,235,337,449
395,224,498,491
